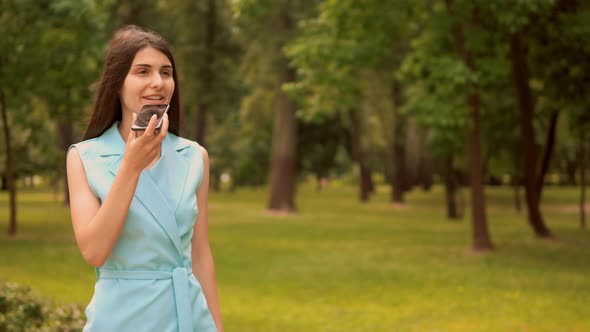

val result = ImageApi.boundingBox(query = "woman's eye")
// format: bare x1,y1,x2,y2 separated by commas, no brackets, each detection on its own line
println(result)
137,69,148,75
162,71,172,77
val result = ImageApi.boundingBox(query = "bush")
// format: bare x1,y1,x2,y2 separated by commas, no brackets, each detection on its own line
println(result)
0,281,85,332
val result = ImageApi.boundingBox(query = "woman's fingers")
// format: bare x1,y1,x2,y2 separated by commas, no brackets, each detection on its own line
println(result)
144,114,158,136
122,112,165,173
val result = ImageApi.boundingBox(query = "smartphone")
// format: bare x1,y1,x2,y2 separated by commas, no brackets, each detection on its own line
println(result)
131,104,170,131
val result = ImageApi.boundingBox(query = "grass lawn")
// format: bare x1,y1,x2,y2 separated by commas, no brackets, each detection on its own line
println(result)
1,184,589,331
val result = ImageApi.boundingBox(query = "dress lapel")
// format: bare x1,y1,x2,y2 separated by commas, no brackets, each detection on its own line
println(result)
99,122,188,259
133,171,183,257
148,135,190,212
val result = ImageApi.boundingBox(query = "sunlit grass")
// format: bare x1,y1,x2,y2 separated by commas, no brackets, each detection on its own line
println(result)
1,184,589,331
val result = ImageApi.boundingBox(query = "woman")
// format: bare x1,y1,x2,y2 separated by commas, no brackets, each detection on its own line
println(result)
66,25,223,332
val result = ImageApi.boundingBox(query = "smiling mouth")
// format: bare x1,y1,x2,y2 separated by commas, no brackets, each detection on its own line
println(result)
143,96,165,101
142,96,167,106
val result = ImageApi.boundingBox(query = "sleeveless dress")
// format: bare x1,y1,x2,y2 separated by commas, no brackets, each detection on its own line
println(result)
69,121,218,332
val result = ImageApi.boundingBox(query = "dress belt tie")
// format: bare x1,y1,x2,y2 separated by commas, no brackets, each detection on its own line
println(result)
98,267,193,332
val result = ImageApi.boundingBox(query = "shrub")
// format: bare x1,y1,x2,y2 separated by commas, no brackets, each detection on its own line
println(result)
0,281,84,332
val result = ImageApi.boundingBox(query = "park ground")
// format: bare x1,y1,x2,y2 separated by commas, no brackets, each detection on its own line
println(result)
1,184,589,331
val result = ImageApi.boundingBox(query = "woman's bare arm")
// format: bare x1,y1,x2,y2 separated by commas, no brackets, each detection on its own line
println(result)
191,146,224,332
67,147,140,267
67,114,167,267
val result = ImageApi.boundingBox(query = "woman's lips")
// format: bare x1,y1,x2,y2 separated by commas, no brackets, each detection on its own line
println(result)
142,96,166,104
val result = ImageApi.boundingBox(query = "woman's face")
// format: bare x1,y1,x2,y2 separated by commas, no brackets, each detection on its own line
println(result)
120,47,175,115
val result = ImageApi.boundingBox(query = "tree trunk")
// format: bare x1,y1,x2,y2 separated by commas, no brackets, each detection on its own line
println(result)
315,174,322,192
348,108,371,202
465,91,493,250
267,58,298,212
368,143,377,195
362,142,375,195
195,0,217,148
444,155,460,220
513,146,522,213
367,162,376,194
580,127,586,229
418,153,434,191
360,164,373,199
536,110,559,202
509,33,552,237
391,115,406,203
57,115,74,206
0,88,17,236
565,160,577,185
267,3,298,212
195,103,208,147
448,1,494,250
514,179,522,213
389,81,407,203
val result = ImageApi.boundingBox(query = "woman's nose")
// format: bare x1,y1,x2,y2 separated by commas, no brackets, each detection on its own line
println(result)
150,73,163,88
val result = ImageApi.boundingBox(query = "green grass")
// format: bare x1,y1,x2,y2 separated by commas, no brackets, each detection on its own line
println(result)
1,184,589,331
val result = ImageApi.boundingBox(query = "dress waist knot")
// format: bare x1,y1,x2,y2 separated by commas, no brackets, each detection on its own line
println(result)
98,266,194,332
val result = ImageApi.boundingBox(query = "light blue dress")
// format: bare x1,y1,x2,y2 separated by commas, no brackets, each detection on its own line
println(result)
70,121,217,332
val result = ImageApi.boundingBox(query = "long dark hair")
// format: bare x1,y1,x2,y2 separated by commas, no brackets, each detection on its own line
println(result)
83,25,182,140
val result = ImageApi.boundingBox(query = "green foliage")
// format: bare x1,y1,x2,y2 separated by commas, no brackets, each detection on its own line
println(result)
230,0,321,189
0,282,44,331
398,4,471,159
284,0,422,186
1,0,106,115
159,0,243,134
285,0,413,120
397,0,590,178
0,0,108,180
296,114,348,179
0,98,62,177
0,281,84,332
213,103,272,187
38,0,107,120
1,0,589,196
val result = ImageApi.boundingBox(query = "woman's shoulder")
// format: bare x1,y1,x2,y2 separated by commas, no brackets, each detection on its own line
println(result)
68,137,103,160
167,133,206,156
167,134,208,175
72,136,102,147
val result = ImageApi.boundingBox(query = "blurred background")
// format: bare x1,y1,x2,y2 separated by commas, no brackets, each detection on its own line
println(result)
1,0,589,331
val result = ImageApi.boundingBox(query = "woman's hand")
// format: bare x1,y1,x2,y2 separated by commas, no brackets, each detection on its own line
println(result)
121,112,169,175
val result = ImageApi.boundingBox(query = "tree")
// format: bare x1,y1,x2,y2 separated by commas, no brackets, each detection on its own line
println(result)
508,31,552,237
1,0,56,234
446,0,493,249
475,0,587,237
233,0,318,212
286,0,416,203
38,0,108,205
161,0,242,144
0,0,107,234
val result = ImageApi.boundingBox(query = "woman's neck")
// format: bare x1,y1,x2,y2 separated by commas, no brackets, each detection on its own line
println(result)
118,110,134,142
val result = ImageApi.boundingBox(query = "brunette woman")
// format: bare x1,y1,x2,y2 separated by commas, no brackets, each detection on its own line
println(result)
67,25,223,332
